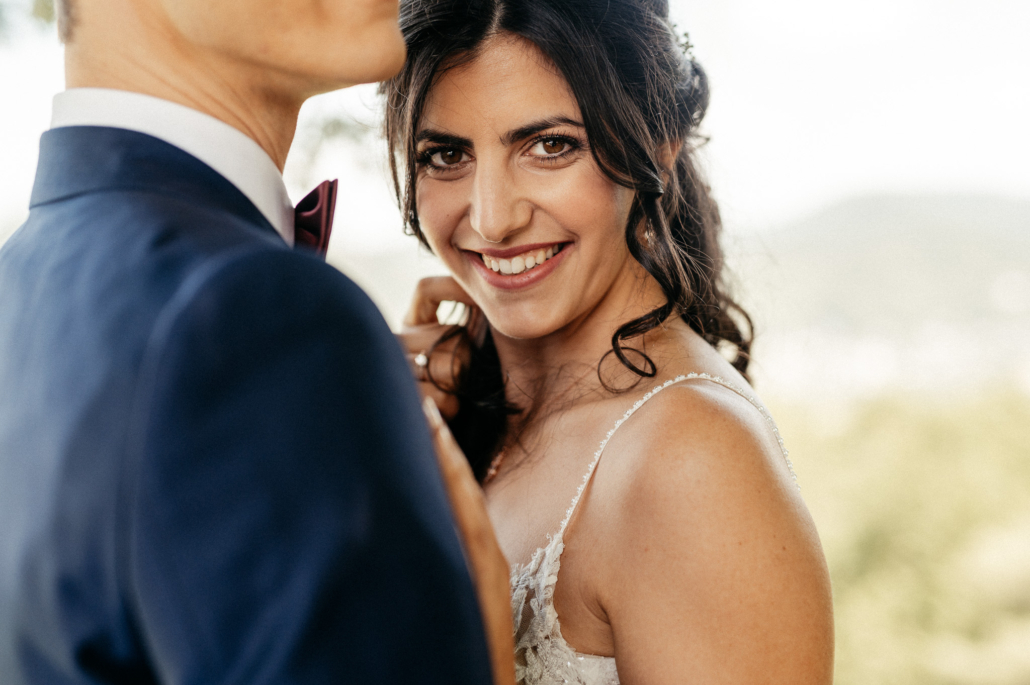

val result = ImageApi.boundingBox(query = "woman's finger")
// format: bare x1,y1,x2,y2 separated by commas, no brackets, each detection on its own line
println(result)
399,328,465,388
418,381,461,420
403,276,476,327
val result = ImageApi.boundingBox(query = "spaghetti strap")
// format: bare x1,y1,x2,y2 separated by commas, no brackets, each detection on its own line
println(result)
554,373,798,541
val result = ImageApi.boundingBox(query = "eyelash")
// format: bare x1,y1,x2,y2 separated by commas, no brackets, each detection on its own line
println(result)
416,132,583,172
527,133,582,162
415,148,462,169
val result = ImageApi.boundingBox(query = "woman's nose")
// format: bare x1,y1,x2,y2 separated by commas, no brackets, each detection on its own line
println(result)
468,163,531,243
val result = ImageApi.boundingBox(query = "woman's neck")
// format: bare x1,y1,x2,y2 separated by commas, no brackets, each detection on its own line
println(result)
492,259,670,415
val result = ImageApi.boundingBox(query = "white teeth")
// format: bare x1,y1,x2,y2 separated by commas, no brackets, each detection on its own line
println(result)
481,244,564,277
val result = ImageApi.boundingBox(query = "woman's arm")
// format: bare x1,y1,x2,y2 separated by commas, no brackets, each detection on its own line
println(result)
603,383,834,684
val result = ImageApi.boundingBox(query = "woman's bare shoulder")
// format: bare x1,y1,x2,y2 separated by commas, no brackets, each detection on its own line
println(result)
609,373,793,493
595,377,834,682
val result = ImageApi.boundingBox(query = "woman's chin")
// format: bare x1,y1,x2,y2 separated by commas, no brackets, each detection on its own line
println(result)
486,314,563,343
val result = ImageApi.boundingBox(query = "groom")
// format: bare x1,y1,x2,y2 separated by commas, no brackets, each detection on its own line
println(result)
0,0,496,683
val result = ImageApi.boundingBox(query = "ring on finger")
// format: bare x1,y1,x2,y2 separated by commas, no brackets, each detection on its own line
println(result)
413,350,429,380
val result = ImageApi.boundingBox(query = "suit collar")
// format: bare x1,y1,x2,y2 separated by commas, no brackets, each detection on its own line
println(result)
50,89,295,246
30,126,280,241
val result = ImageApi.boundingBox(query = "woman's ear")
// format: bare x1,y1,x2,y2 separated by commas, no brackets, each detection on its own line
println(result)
660,139,682,170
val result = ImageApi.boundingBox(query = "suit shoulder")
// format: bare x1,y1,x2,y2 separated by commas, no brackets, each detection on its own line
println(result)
160,246,390,347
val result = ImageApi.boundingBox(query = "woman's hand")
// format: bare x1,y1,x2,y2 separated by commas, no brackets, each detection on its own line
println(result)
398,276,481,420
423,398,516,685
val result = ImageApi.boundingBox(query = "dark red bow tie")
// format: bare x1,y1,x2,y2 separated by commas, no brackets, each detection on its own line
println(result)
294,179,339,259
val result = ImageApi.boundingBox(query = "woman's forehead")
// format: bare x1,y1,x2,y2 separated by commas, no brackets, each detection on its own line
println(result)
419,34,581,139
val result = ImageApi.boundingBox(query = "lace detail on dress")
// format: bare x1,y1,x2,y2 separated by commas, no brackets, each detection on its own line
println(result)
509,373,798,685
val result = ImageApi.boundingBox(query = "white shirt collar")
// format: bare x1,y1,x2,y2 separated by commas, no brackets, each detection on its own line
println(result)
51,88,295,246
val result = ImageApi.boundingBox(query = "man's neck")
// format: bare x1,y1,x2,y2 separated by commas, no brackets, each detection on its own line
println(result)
64,10,303,171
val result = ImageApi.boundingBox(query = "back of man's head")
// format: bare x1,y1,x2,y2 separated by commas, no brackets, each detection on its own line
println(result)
60,0,407,165
65,0,406,88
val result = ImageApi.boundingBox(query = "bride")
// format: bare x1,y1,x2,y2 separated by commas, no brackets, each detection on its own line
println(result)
385,0,834,682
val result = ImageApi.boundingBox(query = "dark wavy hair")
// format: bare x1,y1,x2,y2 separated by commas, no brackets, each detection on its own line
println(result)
381,0,753,479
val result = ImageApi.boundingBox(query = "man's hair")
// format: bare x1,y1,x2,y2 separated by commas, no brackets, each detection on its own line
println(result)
56,0,75,43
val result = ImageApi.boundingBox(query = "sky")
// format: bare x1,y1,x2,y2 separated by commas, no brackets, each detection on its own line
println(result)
1,0,1028,248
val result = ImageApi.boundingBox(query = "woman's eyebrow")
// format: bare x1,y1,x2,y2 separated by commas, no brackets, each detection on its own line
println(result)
414,129,472,148
502,116,584,145
415,116,584,148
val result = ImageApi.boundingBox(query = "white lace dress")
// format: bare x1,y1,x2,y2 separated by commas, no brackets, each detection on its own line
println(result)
509,373,798,685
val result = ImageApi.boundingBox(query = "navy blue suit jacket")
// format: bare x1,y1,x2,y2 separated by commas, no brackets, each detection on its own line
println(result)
0,126,492,685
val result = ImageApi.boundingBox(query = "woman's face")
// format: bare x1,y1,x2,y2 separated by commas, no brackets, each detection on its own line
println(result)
414,34,638,341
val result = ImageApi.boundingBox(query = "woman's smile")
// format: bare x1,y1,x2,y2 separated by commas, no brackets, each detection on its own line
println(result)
466,242,570,291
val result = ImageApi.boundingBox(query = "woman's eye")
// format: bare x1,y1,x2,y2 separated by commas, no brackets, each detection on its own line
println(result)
431,149,467,166
533,138,571,156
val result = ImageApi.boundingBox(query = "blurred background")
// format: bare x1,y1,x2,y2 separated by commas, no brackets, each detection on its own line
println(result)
2,0,1028,681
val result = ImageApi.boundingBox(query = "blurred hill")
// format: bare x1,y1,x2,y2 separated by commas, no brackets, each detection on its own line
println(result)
726,194,1030,399
735,193,1030,335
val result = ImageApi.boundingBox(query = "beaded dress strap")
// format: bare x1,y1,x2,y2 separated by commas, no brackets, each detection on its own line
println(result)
554,373,799,541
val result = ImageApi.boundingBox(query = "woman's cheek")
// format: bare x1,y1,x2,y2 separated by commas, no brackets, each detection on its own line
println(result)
574,171,633,229
416,180,464,257
535,163,630,231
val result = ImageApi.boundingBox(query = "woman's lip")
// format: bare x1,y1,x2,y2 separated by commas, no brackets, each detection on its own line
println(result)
467,243,571,291
469,241,568,260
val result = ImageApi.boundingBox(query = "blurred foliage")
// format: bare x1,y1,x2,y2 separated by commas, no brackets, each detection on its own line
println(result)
296,115,375,164
32,0,53,23
286,113,378,191
0,0,54,38
316,116,372,144
775,391,1030,684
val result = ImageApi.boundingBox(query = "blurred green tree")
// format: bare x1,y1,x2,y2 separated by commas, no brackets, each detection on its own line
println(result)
0,0,54,38
778,391,1030,685
32,0,54,23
